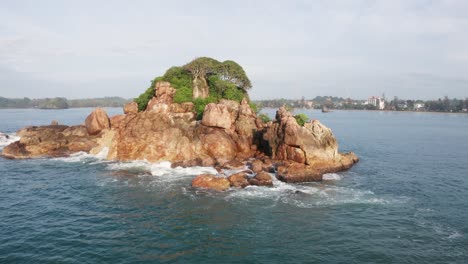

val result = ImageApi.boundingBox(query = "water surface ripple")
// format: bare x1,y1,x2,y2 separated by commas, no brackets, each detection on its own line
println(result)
0,108,467,263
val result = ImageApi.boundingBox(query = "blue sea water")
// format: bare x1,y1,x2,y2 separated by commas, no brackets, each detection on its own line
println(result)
0,108,467,263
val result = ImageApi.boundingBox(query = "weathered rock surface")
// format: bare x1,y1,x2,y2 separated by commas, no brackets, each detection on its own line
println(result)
251,159,263,173
249,171,274,186
227,172,250,188
85,108,110,135
2,125,97,159
123,102,138,114
2,81,358,185
201,103,232,129
263,107,338,165
276,152,359,183
191,174,230,191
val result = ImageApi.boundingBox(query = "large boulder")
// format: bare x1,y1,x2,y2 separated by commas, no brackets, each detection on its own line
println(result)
147,81,176,111
192,174,231,191
249,172,273,187
250,159,263,173
85,108,110,135
123,102,138,114
227,172,250,188
198,125,237,164
201,103,233,129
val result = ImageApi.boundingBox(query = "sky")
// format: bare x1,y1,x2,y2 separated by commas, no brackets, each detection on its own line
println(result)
0,0,467,100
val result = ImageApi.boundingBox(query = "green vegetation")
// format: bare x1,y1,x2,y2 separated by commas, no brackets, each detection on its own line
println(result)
0,96,130,109
258,113,271,123
294,113,309,126
134,57,254,119
39,97,69,109
134,86,155,112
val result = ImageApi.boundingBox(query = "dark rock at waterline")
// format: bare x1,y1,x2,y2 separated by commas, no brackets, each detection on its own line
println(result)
277,152,359,183
1,125,98,159
228,172,250,188
249,172,274,187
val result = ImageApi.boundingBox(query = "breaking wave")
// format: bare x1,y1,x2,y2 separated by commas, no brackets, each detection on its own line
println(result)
46,150,400,209
224,174,399,208
0,132,20,149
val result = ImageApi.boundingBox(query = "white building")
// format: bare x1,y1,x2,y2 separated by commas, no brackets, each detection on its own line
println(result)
367,96,385,110
414,103,424,110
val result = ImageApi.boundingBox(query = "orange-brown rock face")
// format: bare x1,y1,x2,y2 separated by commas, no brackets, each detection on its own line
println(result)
2,80,359,184
201,103,233,129
2,125,97,159
276,152,359,183
123,102,138,114
260,107,359,182
227,172,250,188
85,108,110,135
263,107,338,165
249,171,273,186
106,82,260,165
191,174,231,191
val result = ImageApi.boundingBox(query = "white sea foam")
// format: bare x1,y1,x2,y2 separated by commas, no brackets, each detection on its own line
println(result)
447,231,462,240
106,160,217,180
225,174,395,208
322,173,342,181
51,147,109,163
0,132,20,148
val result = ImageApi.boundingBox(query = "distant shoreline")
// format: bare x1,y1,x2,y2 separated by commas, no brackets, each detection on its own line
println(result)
262,107,468,115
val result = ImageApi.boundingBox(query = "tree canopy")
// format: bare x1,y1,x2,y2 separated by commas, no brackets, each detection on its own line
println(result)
134,57,254,117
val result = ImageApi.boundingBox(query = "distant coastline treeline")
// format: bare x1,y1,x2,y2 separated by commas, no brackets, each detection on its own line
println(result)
254,96,468,113
0,96,131,109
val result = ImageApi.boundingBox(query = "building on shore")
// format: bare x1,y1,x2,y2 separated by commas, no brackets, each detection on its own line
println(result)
367,96,385,110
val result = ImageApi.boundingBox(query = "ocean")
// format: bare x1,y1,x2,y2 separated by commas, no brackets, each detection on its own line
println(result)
0,108,467,263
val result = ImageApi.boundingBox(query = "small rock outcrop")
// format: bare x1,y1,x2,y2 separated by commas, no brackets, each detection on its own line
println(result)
249,172,273,187
123,102,138,114
85,108,110,135
191,174,231,191
227,172,250,188
2,125,97,159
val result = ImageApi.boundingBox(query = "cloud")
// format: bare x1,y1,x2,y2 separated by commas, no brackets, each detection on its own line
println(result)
0,0,467,99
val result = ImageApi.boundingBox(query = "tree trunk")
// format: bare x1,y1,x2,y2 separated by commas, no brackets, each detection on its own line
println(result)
192,76,210,99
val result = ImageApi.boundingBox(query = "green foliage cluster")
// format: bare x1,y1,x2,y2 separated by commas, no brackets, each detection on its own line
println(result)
258,113,271,123
183,58,252,91
134,57,255,119
134,86,155,112
39,97,69,109
0,97,130,109
294,113,309,126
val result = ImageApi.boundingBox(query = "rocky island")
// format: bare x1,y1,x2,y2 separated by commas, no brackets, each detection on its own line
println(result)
1,57,358,191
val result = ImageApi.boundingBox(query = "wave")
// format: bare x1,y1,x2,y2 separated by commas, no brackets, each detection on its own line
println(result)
50,147,110,163
0,132,20,149
44,149,399,209
106,160,218,179
323,173,342,181
224,173,399,208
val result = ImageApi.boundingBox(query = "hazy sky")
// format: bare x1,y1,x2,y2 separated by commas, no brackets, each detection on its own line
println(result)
1,0,467,100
